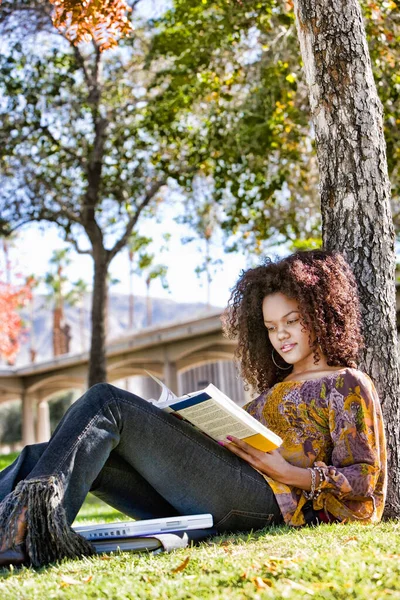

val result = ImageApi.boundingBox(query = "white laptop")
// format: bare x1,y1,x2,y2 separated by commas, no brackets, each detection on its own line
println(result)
74,513,213,541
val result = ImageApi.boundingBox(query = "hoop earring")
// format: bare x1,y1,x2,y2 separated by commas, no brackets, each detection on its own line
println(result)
271,348,292,370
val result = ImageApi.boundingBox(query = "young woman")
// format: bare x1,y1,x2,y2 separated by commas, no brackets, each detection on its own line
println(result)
0,250,386,568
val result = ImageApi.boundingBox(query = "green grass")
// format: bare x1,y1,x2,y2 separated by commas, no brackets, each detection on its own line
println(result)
0,452,19,471
1,454,399,599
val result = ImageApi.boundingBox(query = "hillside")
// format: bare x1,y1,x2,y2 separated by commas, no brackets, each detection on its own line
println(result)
12,293,220,366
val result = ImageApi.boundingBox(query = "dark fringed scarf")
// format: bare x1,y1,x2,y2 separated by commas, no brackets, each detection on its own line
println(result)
0,476,95,567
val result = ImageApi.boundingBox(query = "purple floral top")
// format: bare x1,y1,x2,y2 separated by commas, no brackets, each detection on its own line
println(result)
244,368,387,526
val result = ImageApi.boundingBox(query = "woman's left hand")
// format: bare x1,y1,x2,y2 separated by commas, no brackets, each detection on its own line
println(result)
222,435,294,485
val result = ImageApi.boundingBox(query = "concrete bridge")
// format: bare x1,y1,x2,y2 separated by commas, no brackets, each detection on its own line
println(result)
0,310,250,447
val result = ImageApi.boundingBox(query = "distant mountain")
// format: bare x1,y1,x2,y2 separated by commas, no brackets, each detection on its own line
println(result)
12,293,221,366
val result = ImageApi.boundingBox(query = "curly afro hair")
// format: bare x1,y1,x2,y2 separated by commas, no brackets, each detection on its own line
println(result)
223,249,364,392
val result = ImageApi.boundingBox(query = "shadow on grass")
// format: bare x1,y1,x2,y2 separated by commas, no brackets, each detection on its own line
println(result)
213,523,291,545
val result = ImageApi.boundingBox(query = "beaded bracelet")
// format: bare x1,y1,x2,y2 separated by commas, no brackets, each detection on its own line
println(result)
303,467,316,500
303,466,326,501
314,465,326,491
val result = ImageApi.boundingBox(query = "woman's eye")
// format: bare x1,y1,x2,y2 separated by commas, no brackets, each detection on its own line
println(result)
287,319,299,325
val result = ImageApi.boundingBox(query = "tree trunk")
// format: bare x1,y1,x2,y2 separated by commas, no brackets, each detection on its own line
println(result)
88,253,109,387
294,0,400,518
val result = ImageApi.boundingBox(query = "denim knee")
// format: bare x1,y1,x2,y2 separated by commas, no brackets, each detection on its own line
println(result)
70,383,116,416
88,382,114,399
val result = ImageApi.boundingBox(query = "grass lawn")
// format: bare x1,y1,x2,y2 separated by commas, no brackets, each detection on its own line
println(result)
0,454,399,599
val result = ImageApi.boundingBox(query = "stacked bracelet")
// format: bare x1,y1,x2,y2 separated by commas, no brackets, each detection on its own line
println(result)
314,465,326,491
303,467,316,500
303,465,326,501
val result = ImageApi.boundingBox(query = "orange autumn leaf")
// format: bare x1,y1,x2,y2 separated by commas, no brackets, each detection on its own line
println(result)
171,556,190,573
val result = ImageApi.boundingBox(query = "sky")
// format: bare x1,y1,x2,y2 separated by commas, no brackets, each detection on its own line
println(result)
8,210,284,310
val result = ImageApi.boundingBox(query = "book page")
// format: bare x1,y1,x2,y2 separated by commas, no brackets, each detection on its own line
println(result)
145,370,178,406
177,398,257,440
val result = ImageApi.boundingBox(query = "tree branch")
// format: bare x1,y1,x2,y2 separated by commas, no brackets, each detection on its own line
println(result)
21,173,83,224
109,177,167,261
65,234,93,256
72,45,92,90
92,40,102,84
40,124,85,166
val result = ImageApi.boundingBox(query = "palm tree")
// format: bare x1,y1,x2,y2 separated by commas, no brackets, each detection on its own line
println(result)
0,232,18,285
25,275,41,362
127,233,152,330
44,249,71,356
66,279,90,353
139,258,168,327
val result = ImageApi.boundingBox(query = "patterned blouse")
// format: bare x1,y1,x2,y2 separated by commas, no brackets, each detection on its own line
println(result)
244,368,387,527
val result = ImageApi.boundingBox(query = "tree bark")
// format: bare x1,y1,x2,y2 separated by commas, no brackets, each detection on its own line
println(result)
294,0,400,518
88,251,109,387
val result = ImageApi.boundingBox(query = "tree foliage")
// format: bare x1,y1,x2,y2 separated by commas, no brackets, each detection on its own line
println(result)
147,0,319,253
146,0,399,249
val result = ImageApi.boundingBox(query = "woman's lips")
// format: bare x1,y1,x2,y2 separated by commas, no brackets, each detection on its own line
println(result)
280,343,296,353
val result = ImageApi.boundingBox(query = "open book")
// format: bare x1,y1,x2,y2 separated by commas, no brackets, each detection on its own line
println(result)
147,373,282,452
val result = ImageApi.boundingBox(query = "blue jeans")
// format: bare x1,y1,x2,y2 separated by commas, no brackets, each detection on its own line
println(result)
0,384,283,563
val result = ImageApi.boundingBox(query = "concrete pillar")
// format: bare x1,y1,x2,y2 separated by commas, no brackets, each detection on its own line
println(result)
37,399,51,442
22,392,36,445
218,360,226,394
164,359,178,395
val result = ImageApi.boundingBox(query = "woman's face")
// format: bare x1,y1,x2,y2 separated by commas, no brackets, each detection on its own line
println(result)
262,292,316,369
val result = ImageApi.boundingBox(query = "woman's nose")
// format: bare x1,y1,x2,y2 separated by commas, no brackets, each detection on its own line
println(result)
277,327,289,340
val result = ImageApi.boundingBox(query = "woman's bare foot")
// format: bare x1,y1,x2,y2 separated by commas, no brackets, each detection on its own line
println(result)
0,506,27,554
15,506,28,544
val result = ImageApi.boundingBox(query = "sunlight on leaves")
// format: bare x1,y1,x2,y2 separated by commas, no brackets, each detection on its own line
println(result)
49,0,134,50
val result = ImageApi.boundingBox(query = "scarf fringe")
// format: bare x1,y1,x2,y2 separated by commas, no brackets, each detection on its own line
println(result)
0,476,95,567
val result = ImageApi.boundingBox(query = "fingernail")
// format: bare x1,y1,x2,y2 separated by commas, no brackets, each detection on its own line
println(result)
218,441,225,446
226,435,233,441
